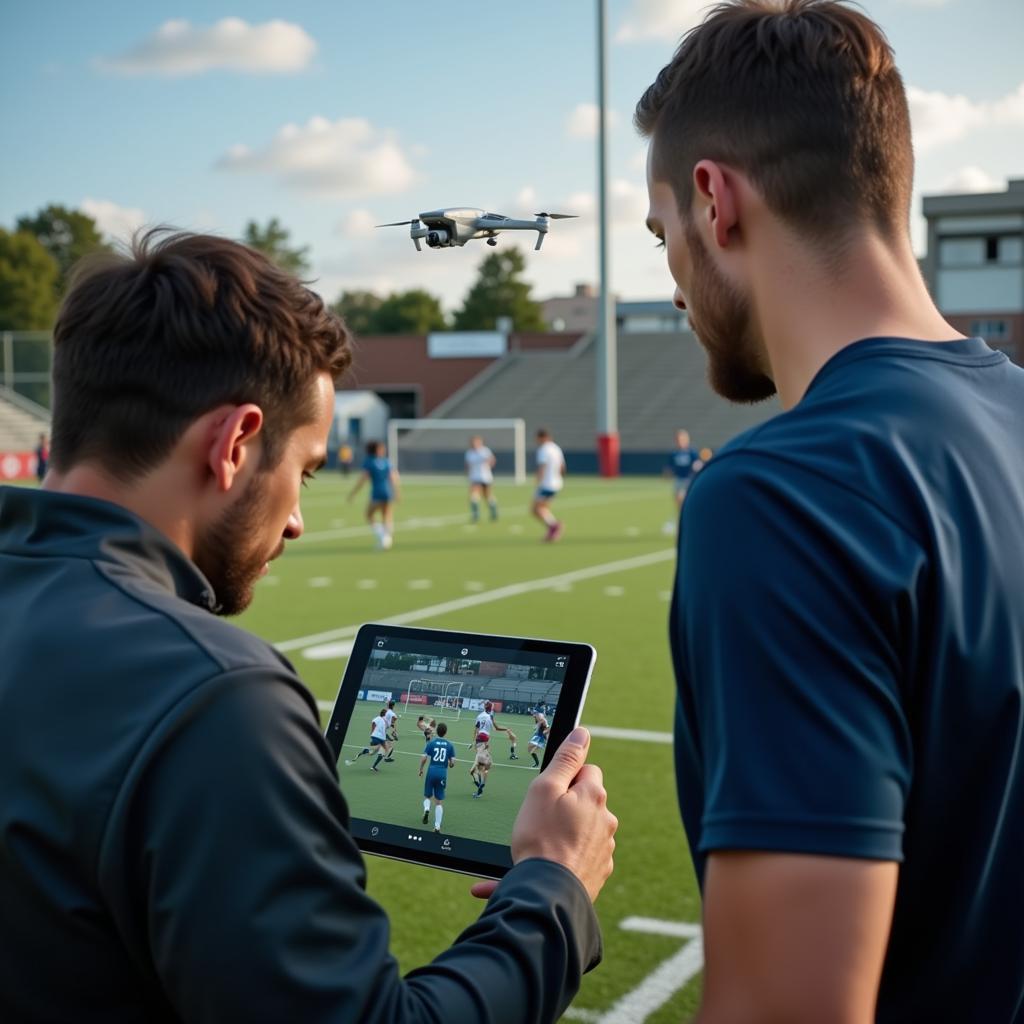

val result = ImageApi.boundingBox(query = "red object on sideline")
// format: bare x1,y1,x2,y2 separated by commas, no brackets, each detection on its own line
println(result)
0,451,36,480
597,433,620,477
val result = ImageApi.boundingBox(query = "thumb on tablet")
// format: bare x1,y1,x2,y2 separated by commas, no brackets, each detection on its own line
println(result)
542,727,589,787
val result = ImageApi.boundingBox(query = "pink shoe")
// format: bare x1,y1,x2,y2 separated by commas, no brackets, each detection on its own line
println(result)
545,522,564,542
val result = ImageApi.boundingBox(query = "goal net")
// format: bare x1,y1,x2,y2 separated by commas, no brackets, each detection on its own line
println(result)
387,418,526,484
403,679,466,720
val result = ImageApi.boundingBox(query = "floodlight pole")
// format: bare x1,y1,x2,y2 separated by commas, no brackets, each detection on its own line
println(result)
596,0,619,477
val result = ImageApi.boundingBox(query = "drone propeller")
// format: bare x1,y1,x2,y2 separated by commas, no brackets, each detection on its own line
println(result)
535,212,578,220
375,219,419,228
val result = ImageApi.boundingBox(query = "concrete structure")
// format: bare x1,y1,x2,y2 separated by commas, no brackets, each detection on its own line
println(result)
922,178,1024,363
542,285,687,335
332,390,389,452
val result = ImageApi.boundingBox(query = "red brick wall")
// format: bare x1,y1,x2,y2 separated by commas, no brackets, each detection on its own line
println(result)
339,333,583,413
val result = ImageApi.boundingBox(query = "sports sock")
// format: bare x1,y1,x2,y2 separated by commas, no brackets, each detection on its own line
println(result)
372,522,385,541
489,500,498,520
470,499,480,521
435,805,443,828
423,798,430,813
510,743,517,755
532,753,539,766
541,509,557,527
372,753,383,769
356,748,368,758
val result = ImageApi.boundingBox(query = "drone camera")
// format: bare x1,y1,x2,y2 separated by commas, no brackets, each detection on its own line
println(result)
426,229,450,247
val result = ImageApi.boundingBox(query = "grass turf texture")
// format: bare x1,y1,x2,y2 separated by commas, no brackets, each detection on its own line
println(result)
238,472,702,1022
340,700,539,844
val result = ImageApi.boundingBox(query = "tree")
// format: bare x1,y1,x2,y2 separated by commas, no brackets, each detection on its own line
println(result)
333,290,383,335
0,229,59,330
454,246,545,332
372,289,447,334
16,204,109,296
242,218,310,276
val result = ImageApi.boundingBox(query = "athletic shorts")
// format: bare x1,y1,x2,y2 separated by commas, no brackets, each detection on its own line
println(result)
530,733,547,748
424,774,447,800
474,749,493,769
535,488,559,500
476,731,490,744
369,492,392,504
674,479,691,497
370,736,387,747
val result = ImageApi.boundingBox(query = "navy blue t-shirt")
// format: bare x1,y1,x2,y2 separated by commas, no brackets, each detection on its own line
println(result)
362,456,393,501
671,336,1024,1022
667,447,700,481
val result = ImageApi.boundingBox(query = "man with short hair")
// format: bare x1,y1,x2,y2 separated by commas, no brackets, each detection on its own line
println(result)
638,1,1024,1020
346,709,389,771
532,428,565,542
0,229,618,1023
419,721,457,833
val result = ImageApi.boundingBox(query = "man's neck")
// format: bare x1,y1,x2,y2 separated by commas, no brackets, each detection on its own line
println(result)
750,229,964,409
44,463,197,558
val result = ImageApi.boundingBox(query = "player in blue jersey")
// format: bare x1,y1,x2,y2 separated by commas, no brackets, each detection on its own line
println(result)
418,721,457,833
347,440,400,549
662,429,704,534
527,712,549,768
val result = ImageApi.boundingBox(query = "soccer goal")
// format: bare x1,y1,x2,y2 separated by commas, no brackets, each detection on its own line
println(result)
387,418,526,484
403,679,466,720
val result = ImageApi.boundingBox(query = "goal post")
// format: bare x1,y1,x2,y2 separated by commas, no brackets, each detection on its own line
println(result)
387,418,526,484
403,679,466,720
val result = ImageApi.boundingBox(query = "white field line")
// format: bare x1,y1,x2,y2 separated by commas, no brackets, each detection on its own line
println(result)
314,702,673,746
597,917,703,1024
298,489,666,544
275,548,675,655
339,745,538,771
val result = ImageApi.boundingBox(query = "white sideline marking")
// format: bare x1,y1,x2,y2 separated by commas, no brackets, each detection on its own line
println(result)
356,579,378,590
603,585,625,597
313,703,672,747
276,548,675,655
407,579,433,590
308,576,332,588
625,527,640,537
563,1010,601,1023
597,917,703,1023
464,581,485,592
659,590,672,601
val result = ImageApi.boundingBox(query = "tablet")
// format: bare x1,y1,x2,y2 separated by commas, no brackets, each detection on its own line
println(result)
324,623,596,879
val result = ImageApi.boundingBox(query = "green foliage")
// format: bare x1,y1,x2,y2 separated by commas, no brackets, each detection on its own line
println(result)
0,229,59,330
16,204,109,296
242,217,311,276
454,246,545,332
334,290,383,336
334,288,447,335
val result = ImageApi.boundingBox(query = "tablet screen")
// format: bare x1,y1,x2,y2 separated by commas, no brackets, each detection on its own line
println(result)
325,624,594,878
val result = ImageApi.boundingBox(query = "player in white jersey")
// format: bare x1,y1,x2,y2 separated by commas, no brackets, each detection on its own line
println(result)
345,709,389,772
415,716,437,742
382,700,399,761
470,701,505,796
532,428,566,542
464,435,498,523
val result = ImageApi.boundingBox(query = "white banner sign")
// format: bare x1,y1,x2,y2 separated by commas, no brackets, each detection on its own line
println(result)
428,332,506,359
366,690,392,703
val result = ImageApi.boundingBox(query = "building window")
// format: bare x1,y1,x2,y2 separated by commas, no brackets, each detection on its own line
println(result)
939,237,985,266
999,236,1023,265
970,319,1009,341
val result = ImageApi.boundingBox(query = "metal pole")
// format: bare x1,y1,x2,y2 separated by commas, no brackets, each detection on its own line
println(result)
596,0,619,475
2,333,13,391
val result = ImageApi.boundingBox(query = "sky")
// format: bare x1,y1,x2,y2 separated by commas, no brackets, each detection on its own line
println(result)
2,0,1022,313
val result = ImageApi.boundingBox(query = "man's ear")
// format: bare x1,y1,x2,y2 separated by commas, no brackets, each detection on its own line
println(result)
693,159,739,250
207,404,264,493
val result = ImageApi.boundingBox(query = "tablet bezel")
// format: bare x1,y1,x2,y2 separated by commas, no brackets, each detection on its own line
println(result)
324,622,596,879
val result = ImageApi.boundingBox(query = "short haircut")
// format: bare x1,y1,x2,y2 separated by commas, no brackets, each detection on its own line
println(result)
437,722,448,737
366,440,383,456
536,428,550,440
51,229,351,481
635,0,913,248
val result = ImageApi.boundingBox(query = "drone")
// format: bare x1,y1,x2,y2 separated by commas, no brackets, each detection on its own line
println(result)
376,208,577,251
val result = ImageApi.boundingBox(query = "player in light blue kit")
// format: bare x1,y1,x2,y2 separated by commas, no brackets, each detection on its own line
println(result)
347,440,400,549
418,721,457,833
662,429,705,533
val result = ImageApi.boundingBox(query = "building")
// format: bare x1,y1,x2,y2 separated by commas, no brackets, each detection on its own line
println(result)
922,178,1024,363
541,284,688,334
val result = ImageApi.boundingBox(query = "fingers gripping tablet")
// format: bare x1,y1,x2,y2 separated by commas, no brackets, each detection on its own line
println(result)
325,624,596,879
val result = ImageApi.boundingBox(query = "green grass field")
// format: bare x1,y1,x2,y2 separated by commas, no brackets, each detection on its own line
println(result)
340,699,538,845
237,471,703,1023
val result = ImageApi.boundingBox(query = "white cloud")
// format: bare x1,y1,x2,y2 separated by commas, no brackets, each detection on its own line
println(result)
339,209,379,239
566,102,618,139
940,167,1005,194
80,198,147,243
217,117,418,198
908,82,1024,153
560,179,649,226
98,18,316,77
616,0,710,43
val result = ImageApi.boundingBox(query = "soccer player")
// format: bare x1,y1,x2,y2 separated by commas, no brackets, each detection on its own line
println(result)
528,712,549,768
532,428,566,542
419,722,457,833
347,440,400,549
638,1,1024,1018
382,699,399,761
665,430,703,508
345,709,389,771
415,715,436,742
465,435,498,522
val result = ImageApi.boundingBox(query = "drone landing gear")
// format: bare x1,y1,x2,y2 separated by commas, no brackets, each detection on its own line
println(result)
486,237,498,246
